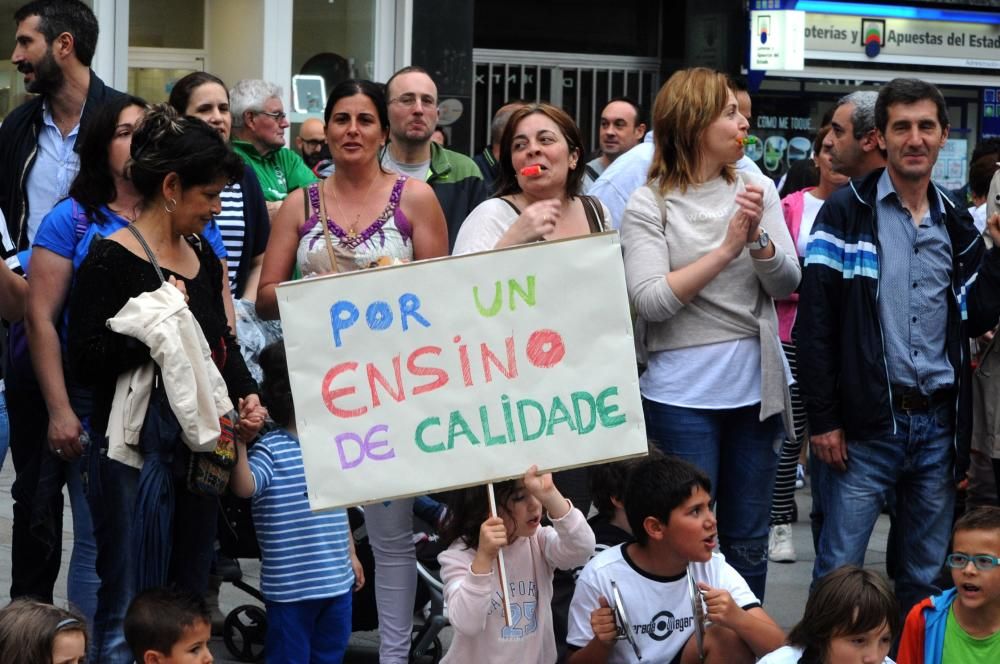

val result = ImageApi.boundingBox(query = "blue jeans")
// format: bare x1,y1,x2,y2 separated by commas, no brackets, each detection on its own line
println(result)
643,399,780,600
0,390,9,471
265,592,353,663
811,401,955,618
87,449,140,664
66,455,99,627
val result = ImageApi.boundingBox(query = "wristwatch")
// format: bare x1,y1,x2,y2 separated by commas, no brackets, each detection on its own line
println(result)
746,229,770,251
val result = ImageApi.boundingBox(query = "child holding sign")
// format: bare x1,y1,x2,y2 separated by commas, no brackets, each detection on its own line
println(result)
230,341,364,663
438,468,595,663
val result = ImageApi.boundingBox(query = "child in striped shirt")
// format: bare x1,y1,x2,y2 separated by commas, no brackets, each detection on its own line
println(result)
230,341,364,663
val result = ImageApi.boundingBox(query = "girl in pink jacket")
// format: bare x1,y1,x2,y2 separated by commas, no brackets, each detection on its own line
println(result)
437,466,595,663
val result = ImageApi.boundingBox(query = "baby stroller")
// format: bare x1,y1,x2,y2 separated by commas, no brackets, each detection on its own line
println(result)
217,495,449,663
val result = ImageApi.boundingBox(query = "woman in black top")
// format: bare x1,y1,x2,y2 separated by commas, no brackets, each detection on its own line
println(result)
68,105,265,663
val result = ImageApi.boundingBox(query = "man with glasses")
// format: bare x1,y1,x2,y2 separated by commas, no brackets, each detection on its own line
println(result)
897,506,1000,662
295,117,328,171
382,66,486,249
230,79,317,210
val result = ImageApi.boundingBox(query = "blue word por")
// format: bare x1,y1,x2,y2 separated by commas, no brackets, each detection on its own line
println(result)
330,293,431,348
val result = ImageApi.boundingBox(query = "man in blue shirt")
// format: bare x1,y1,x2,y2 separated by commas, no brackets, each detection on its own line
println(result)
0,0,121,608
797,79,1000,620
588,82,763,229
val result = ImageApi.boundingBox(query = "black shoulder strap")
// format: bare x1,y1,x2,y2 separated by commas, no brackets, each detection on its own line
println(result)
125,224,165,284
584,164,601,182
499,197,521,215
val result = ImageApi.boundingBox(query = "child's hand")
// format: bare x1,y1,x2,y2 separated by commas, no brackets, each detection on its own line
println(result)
523,465,570,519
590,596,619,644
237,395,268,443
698,582,742,627
471,516,507,574
350,548,365,592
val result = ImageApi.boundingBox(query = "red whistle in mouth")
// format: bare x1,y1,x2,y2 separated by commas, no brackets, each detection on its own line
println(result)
520,164,543,177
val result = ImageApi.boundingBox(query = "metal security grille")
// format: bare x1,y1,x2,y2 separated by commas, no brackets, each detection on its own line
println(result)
471,49,661,154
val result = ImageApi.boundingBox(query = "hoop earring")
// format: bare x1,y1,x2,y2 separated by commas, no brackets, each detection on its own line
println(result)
164,197,177,214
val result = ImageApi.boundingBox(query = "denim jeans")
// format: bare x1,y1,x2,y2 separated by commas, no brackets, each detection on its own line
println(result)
86,442,219,664
66,456,99,627
643,399,781,600
265,593,352,663
87,448,140,664
0,390,9,471
811,401,955,618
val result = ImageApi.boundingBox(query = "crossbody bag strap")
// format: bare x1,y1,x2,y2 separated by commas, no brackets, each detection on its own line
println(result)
580,195,606,233
125,224,166,284
316,179,340,273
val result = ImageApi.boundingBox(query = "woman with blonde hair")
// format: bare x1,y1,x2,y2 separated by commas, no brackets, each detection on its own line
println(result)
621,67,800,598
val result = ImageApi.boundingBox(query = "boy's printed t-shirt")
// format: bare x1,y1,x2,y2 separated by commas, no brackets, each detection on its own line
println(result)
944,605,1000,662
567,545,759,663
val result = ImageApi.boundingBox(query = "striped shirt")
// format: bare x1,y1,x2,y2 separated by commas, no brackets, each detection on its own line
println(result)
216,182,246,294
248,429,354,603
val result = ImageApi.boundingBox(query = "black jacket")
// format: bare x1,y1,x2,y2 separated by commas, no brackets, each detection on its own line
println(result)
0,71,122,259
796,168,1000,479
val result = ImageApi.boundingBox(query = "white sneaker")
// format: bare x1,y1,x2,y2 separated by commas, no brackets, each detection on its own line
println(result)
769,524,796,563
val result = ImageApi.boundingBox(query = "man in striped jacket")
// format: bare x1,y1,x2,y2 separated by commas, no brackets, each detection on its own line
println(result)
797,78,1000,620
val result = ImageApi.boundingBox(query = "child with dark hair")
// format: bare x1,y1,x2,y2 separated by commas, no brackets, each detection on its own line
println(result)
0,599,87,664
588,447,664,553
123,587,213,663
897,506,1000,664
437,467,595,663
567,455,784,663
229,341,363,663
759,566,897,663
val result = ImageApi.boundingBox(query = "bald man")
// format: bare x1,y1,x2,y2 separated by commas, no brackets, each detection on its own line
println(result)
295,117,327,169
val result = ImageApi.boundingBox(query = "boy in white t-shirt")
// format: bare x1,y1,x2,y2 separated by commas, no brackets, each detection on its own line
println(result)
566,456,785,664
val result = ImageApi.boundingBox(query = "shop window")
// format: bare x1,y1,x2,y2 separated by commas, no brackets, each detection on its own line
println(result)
292,0,375,106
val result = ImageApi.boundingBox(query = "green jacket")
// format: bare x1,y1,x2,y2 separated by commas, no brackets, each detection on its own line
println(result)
382,142,488,249
232,140,317,202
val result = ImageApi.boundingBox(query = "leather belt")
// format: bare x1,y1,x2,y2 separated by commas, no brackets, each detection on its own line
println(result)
891,385,954,412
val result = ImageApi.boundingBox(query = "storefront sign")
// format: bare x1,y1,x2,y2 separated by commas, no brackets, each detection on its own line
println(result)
750,10,806,70
276,234,647,511
804,12,1000,69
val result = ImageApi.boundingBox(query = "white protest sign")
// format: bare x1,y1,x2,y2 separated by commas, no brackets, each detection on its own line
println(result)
276,232,647,511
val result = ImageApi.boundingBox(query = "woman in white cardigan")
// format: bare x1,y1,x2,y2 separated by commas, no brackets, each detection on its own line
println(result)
620,67,800,599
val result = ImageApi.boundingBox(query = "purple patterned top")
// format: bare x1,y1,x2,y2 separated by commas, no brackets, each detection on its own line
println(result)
296,175,414,275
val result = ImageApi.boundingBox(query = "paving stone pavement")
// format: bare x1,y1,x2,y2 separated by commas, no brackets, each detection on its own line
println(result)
0,460,888,662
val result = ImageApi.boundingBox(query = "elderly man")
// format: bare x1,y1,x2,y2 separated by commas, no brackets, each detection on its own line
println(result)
230,79,317,208
382,66,487,248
